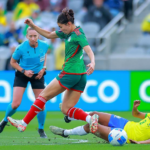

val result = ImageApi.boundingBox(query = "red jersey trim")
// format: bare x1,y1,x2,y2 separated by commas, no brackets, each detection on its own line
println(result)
59,71,65,79
70,88,83,93
62,45,80,70
74,27,81,36
58,80,69,90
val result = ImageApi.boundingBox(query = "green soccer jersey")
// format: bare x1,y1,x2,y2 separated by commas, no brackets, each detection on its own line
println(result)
55,26,89,74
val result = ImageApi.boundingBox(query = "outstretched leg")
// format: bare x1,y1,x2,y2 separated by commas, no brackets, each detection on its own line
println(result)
50,123,111,142
89,111,111,126
8,78,66,132
84,124,111,141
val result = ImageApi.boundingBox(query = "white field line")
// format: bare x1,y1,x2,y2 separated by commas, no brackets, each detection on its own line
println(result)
2,138,89,146
0,137,87,140
0,137,38,139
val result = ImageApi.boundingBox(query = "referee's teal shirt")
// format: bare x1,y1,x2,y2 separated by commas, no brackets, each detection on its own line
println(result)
12,40,49,74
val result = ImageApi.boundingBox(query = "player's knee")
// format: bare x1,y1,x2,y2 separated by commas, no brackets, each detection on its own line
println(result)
89,111,97,116
41,106,45,111
61,107,67,115
12,103,20,109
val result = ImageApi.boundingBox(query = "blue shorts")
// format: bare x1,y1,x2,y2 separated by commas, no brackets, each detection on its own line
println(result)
108,115,129,130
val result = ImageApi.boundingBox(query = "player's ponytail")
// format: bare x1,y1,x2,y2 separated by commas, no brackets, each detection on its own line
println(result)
57,8,75,24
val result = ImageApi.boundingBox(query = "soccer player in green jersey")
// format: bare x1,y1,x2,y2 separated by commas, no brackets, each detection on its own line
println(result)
7,8,98,134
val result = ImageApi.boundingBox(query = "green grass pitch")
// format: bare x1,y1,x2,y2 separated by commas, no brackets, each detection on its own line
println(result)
0,111,150,150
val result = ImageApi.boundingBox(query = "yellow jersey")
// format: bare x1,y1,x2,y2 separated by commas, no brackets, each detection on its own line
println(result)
124,113,150,143
13,2,39,21
141,14,150,32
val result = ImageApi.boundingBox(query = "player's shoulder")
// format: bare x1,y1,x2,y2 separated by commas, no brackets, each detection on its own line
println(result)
73,26,85,37
17,40,28,50
73,26,82,36
146,113,150,117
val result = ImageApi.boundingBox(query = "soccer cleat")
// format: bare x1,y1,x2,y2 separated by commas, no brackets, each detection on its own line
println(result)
50,126,68,138
64,116,71,123
38,129,47,138
90,114,99,133
0,119,8,133
7,117,26,132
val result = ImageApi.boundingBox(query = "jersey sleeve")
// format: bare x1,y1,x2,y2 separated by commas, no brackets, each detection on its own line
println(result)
12,45,22,61
146,113,150,118
55,30,67,39
76,34,89,48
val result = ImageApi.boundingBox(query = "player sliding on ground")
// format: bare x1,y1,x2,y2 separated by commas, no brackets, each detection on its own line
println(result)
7,7,98,133
50,100,150,144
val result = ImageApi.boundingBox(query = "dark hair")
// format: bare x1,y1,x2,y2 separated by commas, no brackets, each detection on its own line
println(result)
57,8,74,24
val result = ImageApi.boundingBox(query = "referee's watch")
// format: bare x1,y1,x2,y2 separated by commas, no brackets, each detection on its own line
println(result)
21,69,25,74
43,66,47,70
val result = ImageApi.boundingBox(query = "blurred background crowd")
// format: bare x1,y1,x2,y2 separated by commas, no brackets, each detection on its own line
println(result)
0,0,149,71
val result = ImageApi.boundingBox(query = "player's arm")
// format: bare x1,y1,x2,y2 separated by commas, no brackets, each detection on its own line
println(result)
132,100,146,119
10,58,34,77
43,54,47,68
40,53,47,72
129,139,150,144
10,46,24,72
10,57,24,72
83,45,95,75
24,18,58,39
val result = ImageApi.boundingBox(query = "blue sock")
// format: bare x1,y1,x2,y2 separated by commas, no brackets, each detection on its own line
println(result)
4,103,17,122
37,109,47,129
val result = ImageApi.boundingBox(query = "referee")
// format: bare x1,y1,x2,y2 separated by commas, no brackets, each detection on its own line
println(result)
0,27,49,138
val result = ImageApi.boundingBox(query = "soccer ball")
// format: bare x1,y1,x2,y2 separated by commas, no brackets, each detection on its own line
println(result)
108,128,128,146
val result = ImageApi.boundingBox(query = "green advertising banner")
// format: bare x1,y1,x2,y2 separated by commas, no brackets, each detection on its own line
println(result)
131,71,150,111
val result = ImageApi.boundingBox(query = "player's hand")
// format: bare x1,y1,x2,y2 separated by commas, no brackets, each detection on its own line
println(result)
133,100,141,109
86,62,95,75
35,68,45,79
24,18,34,27
129,139,140,144
24,70,34,78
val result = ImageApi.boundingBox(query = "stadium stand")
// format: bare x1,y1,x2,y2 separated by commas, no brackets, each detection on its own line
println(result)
0,0,148,70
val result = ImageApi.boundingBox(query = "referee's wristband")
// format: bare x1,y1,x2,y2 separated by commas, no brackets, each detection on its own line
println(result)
21,69,25,74
43,66,47,70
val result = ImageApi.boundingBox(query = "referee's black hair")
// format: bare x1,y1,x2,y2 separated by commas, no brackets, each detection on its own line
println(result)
57,8,74,24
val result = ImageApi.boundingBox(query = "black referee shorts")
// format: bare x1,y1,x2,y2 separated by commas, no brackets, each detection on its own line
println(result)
13,71,46,89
